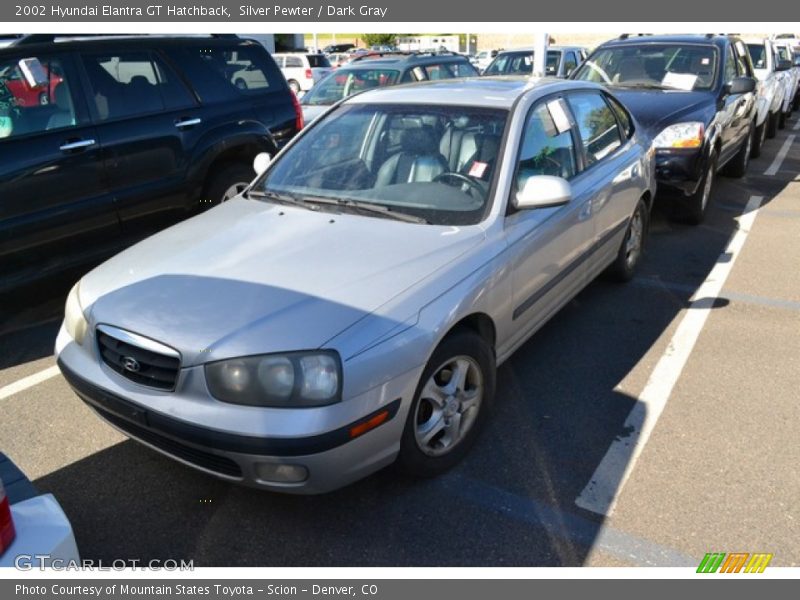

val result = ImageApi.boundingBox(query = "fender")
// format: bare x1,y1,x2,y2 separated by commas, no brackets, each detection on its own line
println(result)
185,119,278,193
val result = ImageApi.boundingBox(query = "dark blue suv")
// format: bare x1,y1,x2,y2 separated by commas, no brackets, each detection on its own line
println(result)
0,34,301,291
572,34,758,224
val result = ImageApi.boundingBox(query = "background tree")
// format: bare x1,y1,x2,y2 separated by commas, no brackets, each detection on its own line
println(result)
361,34,398,47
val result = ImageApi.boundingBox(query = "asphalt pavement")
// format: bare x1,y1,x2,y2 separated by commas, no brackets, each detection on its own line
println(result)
1,119,798,567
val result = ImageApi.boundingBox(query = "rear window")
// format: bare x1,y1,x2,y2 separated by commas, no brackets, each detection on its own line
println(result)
307,55,331,68
170,43,284,101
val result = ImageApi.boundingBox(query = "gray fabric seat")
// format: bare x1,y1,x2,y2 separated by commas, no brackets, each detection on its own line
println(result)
46,83,75,130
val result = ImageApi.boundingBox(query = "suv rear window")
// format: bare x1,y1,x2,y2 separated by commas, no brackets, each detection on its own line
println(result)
179,44,281,99
306,55,331,68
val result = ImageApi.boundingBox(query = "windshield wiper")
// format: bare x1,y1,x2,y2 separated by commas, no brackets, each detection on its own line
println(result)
246,189,317,211
617,82,668,90
301,195,428,224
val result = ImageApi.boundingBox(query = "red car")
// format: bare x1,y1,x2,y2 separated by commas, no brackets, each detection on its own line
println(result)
2,63,63,107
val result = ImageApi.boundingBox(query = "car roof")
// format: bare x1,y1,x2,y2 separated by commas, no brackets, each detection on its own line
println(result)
345,53,470,67
598,34,734,48
497,46,584,53
0,34,260,54
344,76,602,109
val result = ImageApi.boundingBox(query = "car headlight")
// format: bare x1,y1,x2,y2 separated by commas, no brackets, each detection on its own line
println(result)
652,122,705,149
205,351,342,407
64,282,87,345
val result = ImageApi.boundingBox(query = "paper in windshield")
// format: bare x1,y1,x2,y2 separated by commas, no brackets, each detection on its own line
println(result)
661,72,698,91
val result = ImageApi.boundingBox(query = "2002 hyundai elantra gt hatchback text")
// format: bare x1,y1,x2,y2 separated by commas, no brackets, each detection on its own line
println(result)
56,78,655,493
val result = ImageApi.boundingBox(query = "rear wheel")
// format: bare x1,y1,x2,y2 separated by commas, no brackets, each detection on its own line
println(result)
766,111,778,139
397,329,495,478
203,162,253,206
288,79,301,94
234,78,248,90
778,110,787,129
605,197,648,282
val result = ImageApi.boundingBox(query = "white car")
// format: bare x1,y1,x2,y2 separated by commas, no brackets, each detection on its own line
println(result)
773,42,800,114
273,52,333,94
470,49,499,73
0,453,79,567
746,39,788,149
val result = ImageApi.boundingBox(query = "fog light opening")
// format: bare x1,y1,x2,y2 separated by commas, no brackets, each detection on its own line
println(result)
255,463,308,484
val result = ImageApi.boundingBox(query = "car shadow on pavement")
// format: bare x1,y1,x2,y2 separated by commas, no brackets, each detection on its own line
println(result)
30,149,796,566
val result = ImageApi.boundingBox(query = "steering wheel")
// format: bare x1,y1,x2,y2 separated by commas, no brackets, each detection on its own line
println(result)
433,172,485,196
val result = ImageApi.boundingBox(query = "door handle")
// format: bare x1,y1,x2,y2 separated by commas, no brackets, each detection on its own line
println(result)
59,139,96,152
175,117,201,129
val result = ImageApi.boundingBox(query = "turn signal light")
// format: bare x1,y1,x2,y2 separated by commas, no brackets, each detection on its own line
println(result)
349,410,390,439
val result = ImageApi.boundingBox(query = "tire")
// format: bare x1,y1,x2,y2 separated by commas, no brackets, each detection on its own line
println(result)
202,162,254,206
397,329,495,478
778,110,786,129
766,111,778,139
722,123,752,179
751,119,766,159
605,197,648,282
234,78,248,90
678,151,717,225
288,80,301,94
794,94,800,111
38,91,49,106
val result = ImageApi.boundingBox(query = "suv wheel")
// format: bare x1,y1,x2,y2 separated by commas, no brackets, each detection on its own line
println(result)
287,80,301,94
203,163,254,205
679,151,717,225
722,124,752,178
605,197,648,282
778,110,787,129
234,78,248,90
397,329,495,477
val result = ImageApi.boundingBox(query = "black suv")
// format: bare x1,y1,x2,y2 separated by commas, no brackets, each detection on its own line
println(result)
572,34,758,224
0,34,301,291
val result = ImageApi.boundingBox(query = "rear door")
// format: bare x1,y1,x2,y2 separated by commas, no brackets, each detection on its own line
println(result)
0,50,116,286
77,47,200,240
564,90,634,277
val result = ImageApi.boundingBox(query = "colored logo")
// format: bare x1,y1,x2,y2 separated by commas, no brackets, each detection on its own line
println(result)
697,552,773,573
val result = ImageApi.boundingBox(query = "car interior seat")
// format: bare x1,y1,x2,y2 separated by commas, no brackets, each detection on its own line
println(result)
375,126,448,186
614,56,647,83
46,82,76,130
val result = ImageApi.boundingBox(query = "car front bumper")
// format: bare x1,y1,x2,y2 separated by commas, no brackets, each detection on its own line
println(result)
655,148,706,196
55,326,419,494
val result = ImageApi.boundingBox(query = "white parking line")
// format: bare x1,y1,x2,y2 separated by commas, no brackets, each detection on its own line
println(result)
765,134,795,176
576,195,765,516
0,365,60,401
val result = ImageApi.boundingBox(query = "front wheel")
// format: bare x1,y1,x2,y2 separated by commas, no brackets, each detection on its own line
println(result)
605,197,648,282
397,329,495,478
202,162,254,206
778,110,787,129
722,124,752,178
677,151,717,225
766,111,778,138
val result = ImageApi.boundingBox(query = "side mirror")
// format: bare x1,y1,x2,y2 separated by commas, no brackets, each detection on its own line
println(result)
514,175,572,210
776,59,793,72
725,76,756,95
253,152,271,175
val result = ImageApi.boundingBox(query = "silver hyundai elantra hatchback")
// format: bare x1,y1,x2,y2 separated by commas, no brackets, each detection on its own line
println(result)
56,77,655,493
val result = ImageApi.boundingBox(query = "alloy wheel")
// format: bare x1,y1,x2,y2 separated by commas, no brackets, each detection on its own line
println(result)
414,355,484,457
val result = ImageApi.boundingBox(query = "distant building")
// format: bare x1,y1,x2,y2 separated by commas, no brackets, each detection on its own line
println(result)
396,35,461,53
239,34,306,53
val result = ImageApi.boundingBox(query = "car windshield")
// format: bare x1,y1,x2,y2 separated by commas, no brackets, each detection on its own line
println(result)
301,68,400,106
747,44,767,69
573,44,719,91
254,103,508,225
483,51,561,76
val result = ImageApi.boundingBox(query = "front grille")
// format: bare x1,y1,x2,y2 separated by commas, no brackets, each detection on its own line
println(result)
93,404,243,478
97,329,180,390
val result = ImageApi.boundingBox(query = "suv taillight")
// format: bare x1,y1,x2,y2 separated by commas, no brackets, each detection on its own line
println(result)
305,68,313,80
0,479,15,556
291,92,304,131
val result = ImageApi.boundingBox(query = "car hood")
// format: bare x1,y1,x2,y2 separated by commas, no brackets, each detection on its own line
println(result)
608,87,717,137
80,198,484,366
